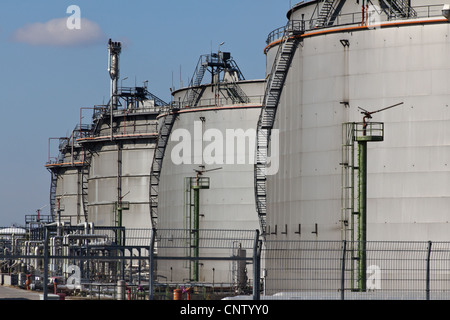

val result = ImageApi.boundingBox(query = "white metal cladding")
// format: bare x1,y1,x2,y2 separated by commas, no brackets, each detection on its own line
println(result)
157,107,262,231
156,108,261,284
265,5,450,242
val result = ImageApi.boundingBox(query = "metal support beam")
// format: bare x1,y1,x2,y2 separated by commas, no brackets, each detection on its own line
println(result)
252,229,261,300
357,140,367,292
192,186,201,282
43,227,49,300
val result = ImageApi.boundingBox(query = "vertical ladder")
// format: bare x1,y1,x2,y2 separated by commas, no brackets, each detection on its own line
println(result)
254,22,303,234
342,122,368,291
340,123,356,242
149,107,178,228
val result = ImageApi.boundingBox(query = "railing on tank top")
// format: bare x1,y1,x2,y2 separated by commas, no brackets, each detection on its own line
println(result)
266,4,446,45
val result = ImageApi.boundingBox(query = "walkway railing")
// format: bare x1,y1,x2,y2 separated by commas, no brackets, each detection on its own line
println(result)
266,4,446,45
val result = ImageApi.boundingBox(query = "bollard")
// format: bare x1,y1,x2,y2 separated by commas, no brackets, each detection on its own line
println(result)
26,274,31,291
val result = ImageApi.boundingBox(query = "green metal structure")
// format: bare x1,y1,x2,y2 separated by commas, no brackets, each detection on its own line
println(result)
184,175,210,281
354,121,384,291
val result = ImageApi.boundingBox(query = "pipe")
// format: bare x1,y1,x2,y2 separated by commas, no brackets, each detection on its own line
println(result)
77,222,94,234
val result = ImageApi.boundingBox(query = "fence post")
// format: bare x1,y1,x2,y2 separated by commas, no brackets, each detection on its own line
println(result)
149,228,156,300
426,241,432,301
252,229,261,300
341,240,347,300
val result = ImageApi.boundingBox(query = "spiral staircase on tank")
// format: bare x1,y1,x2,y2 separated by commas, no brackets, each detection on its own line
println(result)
254,21,304,235
149,106,178,229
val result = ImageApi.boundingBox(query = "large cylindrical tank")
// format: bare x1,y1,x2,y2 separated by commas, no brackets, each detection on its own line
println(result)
78,97,160,229
265,0,450,243
154,52,265,284
261,0,450,294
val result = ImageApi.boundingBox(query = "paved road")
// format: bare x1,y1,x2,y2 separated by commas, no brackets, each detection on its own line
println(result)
0,285,42,300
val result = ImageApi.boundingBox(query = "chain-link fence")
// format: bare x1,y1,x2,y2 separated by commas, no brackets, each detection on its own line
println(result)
1,225,450,300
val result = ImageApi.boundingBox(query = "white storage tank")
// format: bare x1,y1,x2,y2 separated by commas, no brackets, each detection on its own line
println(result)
260,0,450,294
263,0,450,242
153,52,264,284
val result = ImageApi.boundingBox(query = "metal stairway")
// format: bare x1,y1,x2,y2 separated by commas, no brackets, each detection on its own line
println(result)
49,171,58,220
380,0,416,18
183,56,208,107
81,148,92,223
316,0,338,28
254,22,303,234
149,107,178,228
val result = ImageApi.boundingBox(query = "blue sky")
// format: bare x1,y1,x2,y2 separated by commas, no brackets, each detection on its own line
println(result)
0,0,289,226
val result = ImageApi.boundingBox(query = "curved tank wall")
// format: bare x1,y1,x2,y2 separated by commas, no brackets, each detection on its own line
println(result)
265,0,450,246
155,79,264,284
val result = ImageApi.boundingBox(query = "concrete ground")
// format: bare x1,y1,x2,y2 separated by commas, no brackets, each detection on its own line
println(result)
0,285,42,300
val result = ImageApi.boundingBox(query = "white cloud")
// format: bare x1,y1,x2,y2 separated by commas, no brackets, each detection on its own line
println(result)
11,17,106,47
